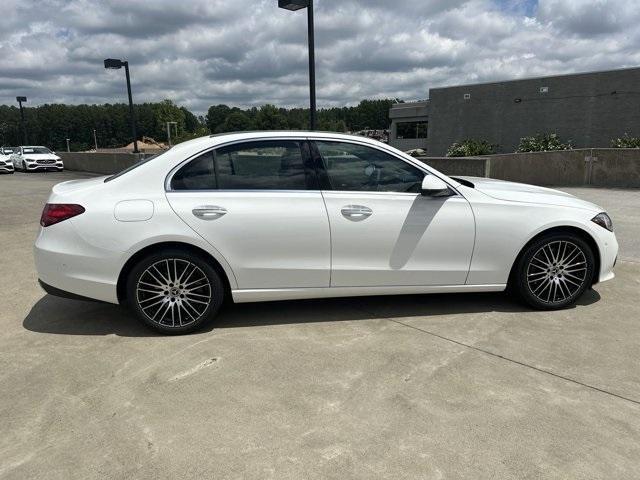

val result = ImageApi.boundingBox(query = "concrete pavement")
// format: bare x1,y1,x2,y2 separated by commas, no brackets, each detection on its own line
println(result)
1,171,639,479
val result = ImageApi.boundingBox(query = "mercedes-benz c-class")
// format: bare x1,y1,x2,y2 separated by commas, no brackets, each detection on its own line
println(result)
35,131,617,334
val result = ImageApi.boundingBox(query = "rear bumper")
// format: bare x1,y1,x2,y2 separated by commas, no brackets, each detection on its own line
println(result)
34,222,121,304
38,279,106,303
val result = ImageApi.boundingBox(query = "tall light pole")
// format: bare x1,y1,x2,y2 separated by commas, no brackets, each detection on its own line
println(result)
16,96,28,144
278,0,316,130
104,58,139,153
66,138,70,152
93,129,98,150
166,121,177,148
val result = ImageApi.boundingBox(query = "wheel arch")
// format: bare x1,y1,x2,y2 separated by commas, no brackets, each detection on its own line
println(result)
508,225,601,287
116,241,234,304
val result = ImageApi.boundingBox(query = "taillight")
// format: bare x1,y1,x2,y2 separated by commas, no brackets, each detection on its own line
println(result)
40,203,85,227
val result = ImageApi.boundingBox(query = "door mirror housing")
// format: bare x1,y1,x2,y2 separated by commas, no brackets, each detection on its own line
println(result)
421,175,452,197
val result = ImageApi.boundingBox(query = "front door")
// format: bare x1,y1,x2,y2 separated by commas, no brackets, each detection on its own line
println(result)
313,140,475,287
166,139,330,289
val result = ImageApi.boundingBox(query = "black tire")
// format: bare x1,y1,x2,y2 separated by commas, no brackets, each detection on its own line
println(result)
22,161,27,172
126,248,225,334
513,233,595,310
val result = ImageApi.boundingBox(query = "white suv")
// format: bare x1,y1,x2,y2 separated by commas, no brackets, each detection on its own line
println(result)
12,146,63,172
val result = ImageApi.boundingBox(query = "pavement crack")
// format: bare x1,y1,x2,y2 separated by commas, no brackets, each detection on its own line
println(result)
168,357,219,382
358,307,640,407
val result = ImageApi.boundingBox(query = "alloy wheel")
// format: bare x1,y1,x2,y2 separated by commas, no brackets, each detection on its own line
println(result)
135,258,212,328
526,240,588,304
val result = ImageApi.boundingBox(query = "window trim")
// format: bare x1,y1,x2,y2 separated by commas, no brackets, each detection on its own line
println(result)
165,135,459,196
165,137,318,193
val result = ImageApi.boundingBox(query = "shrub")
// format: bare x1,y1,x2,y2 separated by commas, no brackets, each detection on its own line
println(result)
611,133,640,148
446,139,497,157
516,133,573,152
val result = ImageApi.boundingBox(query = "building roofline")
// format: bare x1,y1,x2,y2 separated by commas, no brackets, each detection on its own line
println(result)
430,65,640,91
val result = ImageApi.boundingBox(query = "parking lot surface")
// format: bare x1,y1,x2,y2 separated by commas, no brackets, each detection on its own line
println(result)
1,171,640,479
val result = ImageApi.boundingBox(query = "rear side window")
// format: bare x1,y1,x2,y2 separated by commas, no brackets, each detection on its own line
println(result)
214,140,306,190
171,152,215,190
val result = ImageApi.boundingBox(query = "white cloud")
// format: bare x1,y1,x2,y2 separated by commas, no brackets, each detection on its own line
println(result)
0,0,639,113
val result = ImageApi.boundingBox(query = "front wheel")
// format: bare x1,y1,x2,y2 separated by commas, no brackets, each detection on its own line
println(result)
126,249,225,334
513,233,595,310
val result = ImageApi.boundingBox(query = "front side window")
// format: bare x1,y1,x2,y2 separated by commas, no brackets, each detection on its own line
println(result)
214,140,307,190
315,141,424,193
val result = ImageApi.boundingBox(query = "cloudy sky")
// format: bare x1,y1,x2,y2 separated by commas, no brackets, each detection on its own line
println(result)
1,0,639,114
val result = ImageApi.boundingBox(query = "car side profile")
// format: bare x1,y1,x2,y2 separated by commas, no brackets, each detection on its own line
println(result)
0,147,16,173
35,131,618,334
12,146,64,172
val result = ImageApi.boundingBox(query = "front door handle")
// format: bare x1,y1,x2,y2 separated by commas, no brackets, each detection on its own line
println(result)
341,205,373,221
192,205,227,220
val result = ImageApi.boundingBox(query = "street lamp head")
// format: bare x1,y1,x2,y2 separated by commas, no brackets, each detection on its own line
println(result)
278,0,309,10
104,58,124,69
16,96,27,102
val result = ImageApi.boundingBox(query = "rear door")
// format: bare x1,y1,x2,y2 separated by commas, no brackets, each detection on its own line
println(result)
312,140,475,287
166,139,330,289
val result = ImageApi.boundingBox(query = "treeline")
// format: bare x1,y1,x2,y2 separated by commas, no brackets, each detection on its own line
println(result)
205,99,395,134
0,98,396,151
0,100,200,152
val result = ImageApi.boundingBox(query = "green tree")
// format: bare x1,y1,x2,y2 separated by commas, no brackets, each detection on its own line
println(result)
222,111,254,132
255,104,288,130
152,100,186,141
205,104,231,133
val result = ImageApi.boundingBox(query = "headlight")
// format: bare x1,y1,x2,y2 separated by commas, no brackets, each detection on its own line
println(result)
591,212,613,232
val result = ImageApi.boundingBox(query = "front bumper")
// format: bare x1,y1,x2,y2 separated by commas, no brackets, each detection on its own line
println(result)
0,163,14,172
26,161,64,171
594,228,618,284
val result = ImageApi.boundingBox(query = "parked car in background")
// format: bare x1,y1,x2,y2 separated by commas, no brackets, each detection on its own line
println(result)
12,146,63,172
0,147,16,173
35,131,617,335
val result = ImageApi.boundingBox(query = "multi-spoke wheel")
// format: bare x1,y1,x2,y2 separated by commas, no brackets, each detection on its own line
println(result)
513,233,595,310
126,249,224,334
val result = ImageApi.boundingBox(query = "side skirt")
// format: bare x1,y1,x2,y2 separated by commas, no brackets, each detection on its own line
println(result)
232,284,507,303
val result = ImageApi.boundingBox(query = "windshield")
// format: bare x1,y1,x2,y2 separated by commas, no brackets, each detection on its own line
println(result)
23,147,52,154
2,147,17,154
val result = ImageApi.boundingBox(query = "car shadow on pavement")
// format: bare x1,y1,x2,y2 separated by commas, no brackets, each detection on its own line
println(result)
23,288,601,337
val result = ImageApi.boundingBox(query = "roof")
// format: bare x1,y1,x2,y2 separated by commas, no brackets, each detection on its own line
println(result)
430,65,640,92
162,130,400,168
175,130,388,152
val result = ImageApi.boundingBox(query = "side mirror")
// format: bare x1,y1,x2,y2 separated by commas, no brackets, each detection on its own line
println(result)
421,175,452,197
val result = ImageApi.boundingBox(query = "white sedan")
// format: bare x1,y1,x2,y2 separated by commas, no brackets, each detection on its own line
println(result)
35,131,618,334
0,147,16,173
12,146,63,172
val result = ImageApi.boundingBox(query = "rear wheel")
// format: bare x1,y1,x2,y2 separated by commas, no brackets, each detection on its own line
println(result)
126,249,224,334
513,233,595,310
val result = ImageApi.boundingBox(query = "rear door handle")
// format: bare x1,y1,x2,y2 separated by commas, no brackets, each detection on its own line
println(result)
192,205,227,220
341,205,373,221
